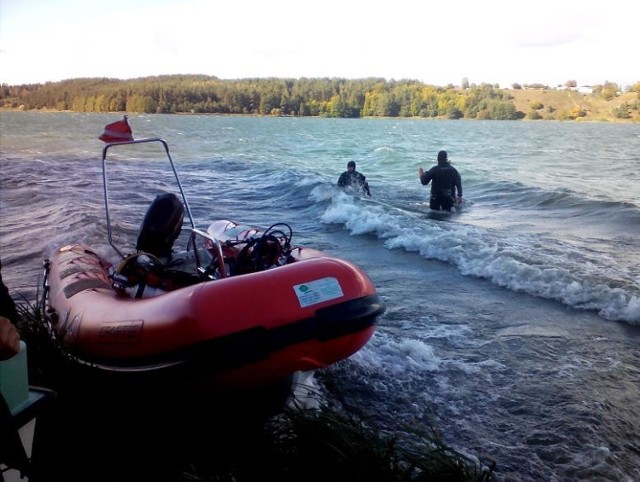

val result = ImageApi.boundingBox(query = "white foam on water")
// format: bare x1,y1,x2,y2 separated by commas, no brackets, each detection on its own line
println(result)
353,332,443,374
317,190,640,324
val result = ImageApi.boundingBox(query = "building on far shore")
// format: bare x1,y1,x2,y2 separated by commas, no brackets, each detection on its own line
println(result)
576,85,593,94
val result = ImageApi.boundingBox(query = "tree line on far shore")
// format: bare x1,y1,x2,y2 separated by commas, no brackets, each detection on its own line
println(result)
1,75,639,120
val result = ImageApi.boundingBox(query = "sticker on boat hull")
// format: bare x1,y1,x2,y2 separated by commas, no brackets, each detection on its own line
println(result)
294,277,343,308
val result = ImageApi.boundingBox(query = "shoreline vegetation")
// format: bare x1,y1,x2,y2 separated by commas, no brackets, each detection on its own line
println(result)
14,298,495,481
2,75,639,122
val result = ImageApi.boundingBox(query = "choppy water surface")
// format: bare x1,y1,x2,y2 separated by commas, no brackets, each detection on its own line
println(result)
1,112,639,480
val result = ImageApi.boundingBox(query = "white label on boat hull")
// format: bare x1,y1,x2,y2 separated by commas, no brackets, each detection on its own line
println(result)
293,277,344,308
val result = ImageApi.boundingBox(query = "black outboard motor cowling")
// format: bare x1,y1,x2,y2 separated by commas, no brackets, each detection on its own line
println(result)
136,193,184,259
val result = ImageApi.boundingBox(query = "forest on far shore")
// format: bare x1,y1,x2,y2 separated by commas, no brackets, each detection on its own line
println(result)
2,75,639,122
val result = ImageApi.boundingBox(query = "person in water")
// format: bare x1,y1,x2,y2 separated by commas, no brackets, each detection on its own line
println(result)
418,150,462,211
337,161,371,196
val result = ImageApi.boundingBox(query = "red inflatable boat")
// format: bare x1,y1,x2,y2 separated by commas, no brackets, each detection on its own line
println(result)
43,119,384,390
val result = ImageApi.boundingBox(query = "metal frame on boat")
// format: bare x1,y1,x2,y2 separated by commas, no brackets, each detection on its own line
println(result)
101,137,227,278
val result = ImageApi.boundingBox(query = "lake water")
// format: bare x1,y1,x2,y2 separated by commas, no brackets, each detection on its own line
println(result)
1,112,639,480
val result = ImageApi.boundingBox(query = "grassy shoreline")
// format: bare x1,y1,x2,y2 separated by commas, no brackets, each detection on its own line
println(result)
14,299,495,481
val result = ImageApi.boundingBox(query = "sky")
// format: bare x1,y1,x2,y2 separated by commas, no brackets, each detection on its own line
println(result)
1,0,638,88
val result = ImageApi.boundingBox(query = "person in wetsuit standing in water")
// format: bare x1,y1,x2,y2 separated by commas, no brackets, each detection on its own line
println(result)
418,150,462,211
337,161,371,197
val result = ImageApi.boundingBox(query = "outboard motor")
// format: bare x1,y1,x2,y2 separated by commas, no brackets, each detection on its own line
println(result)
136,193,184,260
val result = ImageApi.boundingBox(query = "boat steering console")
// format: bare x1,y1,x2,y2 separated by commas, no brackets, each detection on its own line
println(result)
230,223,293,275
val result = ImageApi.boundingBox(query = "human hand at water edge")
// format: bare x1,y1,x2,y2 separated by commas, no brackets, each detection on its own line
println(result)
0,316,20,360
455,196,462,207
418,167,424,178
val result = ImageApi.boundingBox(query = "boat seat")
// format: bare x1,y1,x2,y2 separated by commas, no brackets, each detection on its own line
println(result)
136,193,184,261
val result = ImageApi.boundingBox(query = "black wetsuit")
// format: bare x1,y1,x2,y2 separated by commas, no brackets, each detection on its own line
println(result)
337,170,371,196
420,163,462,211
